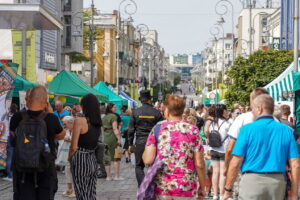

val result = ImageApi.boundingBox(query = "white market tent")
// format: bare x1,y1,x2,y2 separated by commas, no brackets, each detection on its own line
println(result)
264,60,300,102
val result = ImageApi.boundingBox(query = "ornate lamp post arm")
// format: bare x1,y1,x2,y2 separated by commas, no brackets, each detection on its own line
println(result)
215,0,235,62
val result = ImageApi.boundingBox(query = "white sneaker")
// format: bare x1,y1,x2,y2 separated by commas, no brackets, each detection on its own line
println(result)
213,196,219,200
2,177,13,182
106,177,113,181
114,177,124,181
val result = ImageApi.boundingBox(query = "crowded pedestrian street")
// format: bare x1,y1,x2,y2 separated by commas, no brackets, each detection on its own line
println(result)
1,0,300,200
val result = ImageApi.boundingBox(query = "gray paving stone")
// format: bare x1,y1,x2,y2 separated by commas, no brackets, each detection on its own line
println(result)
0,161,138,200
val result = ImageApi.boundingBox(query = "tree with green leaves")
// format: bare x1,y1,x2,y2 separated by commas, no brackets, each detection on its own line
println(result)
70,9,103,63
225,50,294,106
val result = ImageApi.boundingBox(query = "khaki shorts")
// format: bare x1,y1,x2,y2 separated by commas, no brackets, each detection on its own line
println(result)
239,173,286,200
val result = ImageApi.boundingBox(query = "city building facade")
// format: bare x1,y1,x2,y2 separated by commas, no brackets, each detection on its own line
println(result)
235,8,276,57
5,0,83,84
262,8,281,50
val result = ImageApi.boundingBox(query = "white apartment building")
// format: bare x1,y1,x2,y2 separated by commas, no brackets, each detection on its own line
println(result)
236,8,277,56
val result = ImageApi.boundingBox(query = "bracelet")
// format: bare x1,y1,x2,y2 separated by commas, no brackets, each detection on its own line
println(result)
224,187,233,193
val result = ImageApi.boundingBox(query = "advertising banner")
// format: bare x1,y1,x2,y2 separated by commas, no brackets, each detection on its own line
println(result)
12,30,37,83
0,62,18,170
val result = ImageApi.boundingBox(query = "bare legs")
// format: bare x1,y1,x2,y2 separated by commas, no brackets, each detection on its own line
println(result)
105,166,112,179
212,161,226,199
105,161,122,179
114,161,120,178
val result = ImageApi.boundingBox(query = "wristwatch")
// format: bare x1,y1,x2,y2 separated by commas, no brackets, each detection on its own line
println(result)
224,187,233,193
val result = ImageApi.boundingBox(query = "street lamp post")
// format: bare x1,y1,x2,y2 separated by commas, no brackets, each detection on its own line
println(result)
215,0,235,61
89,0,95,87
117,0,137,94
136,23,149,87
234,38,249,57
249,0,253,55
210,24,225,84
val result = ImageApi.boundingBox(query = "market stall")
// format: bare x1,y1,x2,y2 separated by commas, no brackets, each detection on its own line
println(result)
49,70,108,104
119,91,138,108
93,81,127,113
13,75,37,97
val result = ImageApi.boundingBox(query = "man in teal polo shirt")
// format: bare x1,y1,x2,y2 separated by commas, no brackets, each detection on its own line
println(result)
223,94,300,200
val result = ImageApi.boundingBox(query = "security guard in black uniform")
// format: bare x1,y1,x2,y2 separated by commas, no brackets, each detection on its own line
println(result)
128,90,163,186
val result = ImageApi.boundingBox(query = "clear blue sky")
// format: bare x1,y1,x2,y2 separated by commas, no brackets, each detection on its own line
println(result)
84,0,267,54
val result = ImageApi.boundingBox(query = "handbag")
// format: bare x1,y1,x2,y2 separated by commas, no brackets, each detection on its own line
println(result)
55,141,70,166
136,123,163,200
114,146,124,159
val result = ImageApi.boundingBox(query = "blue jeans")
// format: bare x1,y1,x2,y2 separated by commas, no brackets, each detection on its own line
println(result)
6,143,13,178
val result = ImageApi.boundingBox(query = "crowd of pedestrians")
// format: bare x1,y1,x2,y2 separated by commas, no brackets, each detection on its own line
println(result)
0,85,299,200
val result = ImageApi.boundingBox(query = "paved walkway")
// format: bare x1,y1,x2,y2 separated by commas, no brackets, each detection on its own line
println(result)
0,160,137,200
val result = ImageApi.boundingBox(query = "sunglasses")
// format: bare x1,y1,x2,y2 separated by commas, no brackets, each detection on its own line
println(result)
236,112,242,115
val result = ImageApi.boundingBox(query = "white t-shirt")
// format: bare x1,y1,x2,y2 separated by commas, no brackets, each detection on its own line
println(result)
209,118,231,153
228,112,254,139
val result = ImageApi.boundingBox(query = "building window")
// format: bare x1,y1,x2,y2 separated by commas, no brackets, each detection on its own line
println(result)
225,54,231,59
225,44,231,50
64,15,72,47
63,0,72,11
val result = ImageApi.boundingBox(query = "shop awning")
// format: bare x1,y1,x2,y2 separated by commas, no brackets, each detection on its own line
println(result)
264,60,300,102
49,70,108,103
0,3,63,30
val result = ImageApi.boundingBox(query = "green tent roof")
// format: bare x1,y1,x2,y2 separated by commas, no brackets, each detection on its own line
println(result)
49,70,108,103
94,82,127,113
13,75,38,97
94,82,127,104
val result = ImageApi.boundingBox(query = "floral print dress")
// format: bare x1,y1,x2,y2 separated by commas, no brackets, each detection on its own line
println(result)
146,121,203,197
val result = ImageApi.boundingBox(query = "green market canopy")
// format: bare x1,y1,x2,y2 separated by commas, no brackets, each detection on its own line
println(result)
94,81,127,113
49,70,108,103
13,75,38,97
264,61,298,102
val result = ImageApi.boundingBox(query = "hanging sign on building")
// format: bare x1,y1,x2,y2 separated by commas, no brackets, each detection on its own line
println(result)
273,38,281,51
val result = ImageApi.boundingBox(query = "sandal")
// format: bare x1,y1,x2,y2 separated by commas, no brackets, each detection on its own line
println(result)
62,190,72,196
68,192,76,198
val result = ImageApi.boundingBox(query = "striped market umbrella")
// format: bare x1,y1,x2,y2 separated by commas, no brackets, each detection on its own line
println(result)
264,60,299,102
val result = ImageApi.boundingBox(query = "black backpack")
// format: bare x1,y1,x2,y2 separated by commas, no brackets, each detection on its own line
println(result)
208,120,227,148
14,111,50,173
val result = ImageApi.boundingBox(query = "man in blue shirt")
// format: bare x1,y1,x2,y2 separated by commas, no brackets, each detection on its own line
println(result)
53,100,70,125
223,94,300,200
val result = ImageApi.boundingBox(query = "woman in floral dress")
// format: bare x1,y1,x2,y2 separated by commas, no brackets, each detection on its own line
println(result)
143,95,206,200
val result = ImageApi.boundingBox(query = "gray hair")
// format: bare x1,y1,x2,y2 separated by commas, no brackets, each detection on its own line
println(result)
62,116,74,124
273,105,282,119
253,94,274,114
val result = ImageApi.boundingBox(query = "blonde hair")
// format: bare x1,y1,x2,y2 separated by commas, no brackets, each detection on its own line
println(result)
189,108,197,117
187,116,197,125
124,108,132,116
